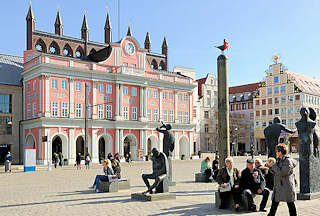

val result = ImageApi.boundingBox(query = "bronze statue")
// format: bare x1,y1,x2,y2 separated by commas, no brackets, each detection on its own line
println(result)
264,116,296,158
156,122,175,157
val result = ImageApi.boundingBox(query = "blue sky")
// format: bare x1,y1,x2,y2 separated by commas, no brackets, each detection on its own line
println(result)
1,0,320,86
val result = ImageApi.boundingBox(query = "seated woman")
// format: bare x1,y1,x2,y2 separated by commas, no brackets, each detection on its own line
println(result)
111,158,121,179
89,159,116,193
200,157,213,182
216,157,241,211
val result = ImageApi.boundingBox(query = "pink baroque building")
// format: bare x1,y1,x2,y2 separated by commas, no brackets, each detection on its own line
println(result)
22,6,196,164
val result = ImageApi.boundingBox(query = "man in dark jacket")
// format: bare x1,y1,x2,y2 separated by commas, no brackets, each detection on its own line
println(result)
240,159,270,212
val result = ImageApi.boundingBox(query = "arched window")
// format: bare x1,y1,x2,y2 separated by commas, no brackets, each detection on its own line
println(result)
63,44,73,57
49,41,60,55
159,61,166,70
75,46,84,58
151,59,158,70
35,38,47,53
89,48,96,55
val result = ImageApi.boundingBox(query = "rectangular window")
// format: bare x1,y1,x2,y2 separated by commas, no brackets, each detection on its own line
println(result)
268,98,273,105
169,92,173,100
288,95,294,102
281,96,286,104
169,110,174,122
204,111,209,118
33,80,37,91
281,107,286,115
132,107,137,120
255,121,260,128
163,110,168,122
98,104,104,119
230,104,234,111
262,110,266,116
204,124,209,133
132,87,137,97
288,118,294,126
154,90,158,98
268,109,273,115
98,84,104,93
178,93,183,101
86,82,91,92
87,104,91,118
106,104,112,119
61,80,68,90
184,94,189,101
255,100,260,106
147,108,152,121
256,110,260,117
154,109,159,121
262,99,266,105
242,103,246,110
262,121,267,127
51,79,58,89
274,97,279,104
184,111,189,123
123,106,129,120
288,106,293,114
0,116,12,135
61,102,68,117
274,86,279,93
75,82,81,91
51,101,58,117
275,108,279,114
178,111,183,123
281,85,286,93
32,102,37,118
106,84,112,94
147,90,152,98
274,76,279,83
282,119,286,125
207,97,210,106
123,87,128,96
76,103,82,118
27,83,31,92
267,87,272,94
163,92,167,100
0,94,12,113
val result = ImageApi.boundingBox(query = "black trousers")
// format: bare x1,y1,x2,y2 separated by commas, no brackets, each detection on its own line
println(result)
142,173,161,193
219,186,241,208
268,198,297,216
204,168,213,182
243,188,270,210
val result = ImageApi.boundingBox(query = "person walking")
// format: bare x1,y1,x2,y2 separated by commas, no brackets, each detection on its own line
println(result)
76,153,81,170
58,152,63,167
53,153,59,168
5,152,12,172
85,154,91,169
266,143,297,216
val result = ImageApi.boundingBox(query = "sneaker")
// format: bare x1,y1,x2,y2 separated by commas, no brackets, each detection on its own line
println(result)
88,185,95,189
95,189,100,193
259,209,267,212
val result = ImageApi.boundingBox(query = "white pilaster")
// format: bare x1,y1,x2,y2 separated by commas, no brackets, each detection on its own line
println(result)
23,81,26,120
39,78,42,117
189,132,193,156
69,128,75,164
143,87,147,117
92,81,97,119
115,129,119,154
159,90,163,121
174,131,179,159
43,128,50,165
189,92,192,123
92,129,98,163
115,84,119,116
45,75,50,117
140,87,143,118
174,91,178,122
144,130,148,155
69,78,74,118
119,129,123,156
140,130,144,150
119,84,123,116
37,128,42,164
159,132,164,152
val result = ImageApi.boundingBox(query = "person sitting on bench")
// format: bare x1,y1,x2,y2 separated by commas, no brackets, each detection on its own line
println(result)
200,157,214,182
111,158,121,179
142,148,167,194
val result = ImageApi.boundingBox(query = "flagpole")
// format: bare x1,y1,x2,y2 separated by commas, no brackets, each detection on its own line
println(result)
118,0,120,40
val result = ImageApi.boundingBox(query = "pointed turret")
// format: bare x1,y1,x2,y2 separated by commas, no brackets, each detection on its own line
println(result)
127,25,132,36
144,32,151,52
81,14,89,41
26,5,35,50
54,10,63,36
162,36,168,55
104,12,112,43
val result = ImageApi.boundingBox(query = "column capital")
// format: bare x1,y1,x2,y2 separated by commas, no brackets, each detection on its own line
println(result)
45,74,50,80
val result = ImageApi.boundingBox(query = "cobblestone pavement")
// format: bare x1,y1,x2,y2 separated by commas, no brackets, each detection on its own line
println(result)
0,155,319,216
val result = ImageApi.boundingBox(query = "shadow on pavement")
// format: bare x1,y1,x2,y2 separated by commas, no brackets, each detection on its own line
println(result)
70,198,132,206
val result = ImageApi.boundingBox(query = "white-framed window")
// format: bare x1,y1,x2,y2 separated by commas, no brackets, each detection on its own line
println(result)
98,84,104,93
184,111,189,123
281,85,286,93
61,102,68,117
154,109,159,121
123,87,128,96
106,104,112,119
27,83,31,92
274,86,279,93
267,87,272,94
132,87,137,97
178,93,183,101
106,84,112,94
281,107,286,115
147,90,152,98
178,111,183,123
193,109,196,118
169,110,174,122
132,107,137,120
87,104,91,118
86,82,91,92
98,104,104,119
154,90,158,98
169,92,173,100
163,92,167,99
27,103,31,119
123,106,129,120
163,110,168,122
51,79,58,89
184,94,189,101
281,96,286,104
274,76,279,83
75,82,81,91
288,106,294,114
76,103,82,118
51,101,58,117
288,95,294,102
147,108,152,121
282,119,286,125
255,121,260,128
207,97,210,105
61,80,67,90
33,80,36,91
204,124,209,133
32,102,37,118
288,118,294,127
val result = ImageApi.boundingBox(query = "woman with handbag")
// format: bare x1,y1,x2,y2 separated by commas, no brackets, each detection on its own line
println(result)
216,157,241,211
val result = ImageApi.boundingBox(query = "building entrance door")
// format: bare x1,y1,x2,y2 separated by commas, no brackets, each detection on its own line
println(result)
0,144,10,164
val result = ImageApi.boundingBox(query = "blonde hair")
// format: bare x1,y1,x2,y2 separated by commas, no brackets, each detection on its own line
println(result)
276,143,288,155
267,157,276,164
102,159,111,167
225,157,233,164
255,158,263,165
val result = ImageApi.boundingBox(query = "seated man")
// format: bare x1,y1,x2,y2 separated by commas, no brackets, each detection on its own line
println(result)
212,156,219,180
200,157,213,182
240,159,270,212
142,148,167,194
255,158,273,190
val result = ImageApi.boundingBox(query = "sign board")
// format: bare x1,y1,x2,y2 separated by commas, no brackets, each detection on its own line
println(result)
24,148,36,172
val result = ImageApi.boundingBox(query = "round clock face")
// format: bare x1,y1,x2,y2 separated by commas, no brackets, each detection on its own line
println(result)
124,42,135,55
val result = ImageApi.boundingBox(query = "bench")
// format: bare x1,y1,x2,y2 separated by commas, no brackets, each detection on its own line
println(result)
195,173,210,182
214,191,272,210
99,179,131,193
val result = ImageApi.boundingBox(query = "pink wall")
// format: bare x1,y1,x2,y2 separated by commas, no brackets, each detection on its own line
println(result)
122,84,140,120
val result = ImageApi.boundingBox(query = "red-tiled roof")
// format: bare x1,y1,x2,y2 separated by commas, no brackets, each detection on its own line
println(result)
196,75,208,98
286,71,320,95
229,82,262,94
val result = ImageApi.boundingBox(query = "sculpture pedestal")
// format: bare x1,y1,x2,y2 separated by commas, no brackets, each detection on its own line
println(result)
298,156,320,200
168,156,176,186
131,192,176,201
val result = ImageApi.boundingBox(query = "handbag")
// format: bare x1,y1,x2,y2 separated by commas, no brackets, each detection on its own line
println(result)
108,175,118,182
219,183,232,192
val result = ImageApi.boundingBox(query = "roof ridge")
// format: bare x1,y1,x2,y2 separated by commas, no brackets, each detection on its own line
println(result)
0,53,23,58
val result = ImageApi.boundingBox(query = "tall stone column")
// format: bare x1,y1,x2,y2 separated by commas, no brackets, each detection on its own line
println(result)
92,129,98,163
92,81,97,119
217,54,230,168
45,75,50,117
174,91,178,122
69,78,74,118
119,129,123,156
140,87,143,118
143,87,147,118
115,129,120,154
159,90,163,121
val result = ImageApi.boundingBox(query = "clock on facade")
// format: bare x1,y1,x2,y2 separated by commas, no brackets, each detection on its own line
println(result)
124,42,135,55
